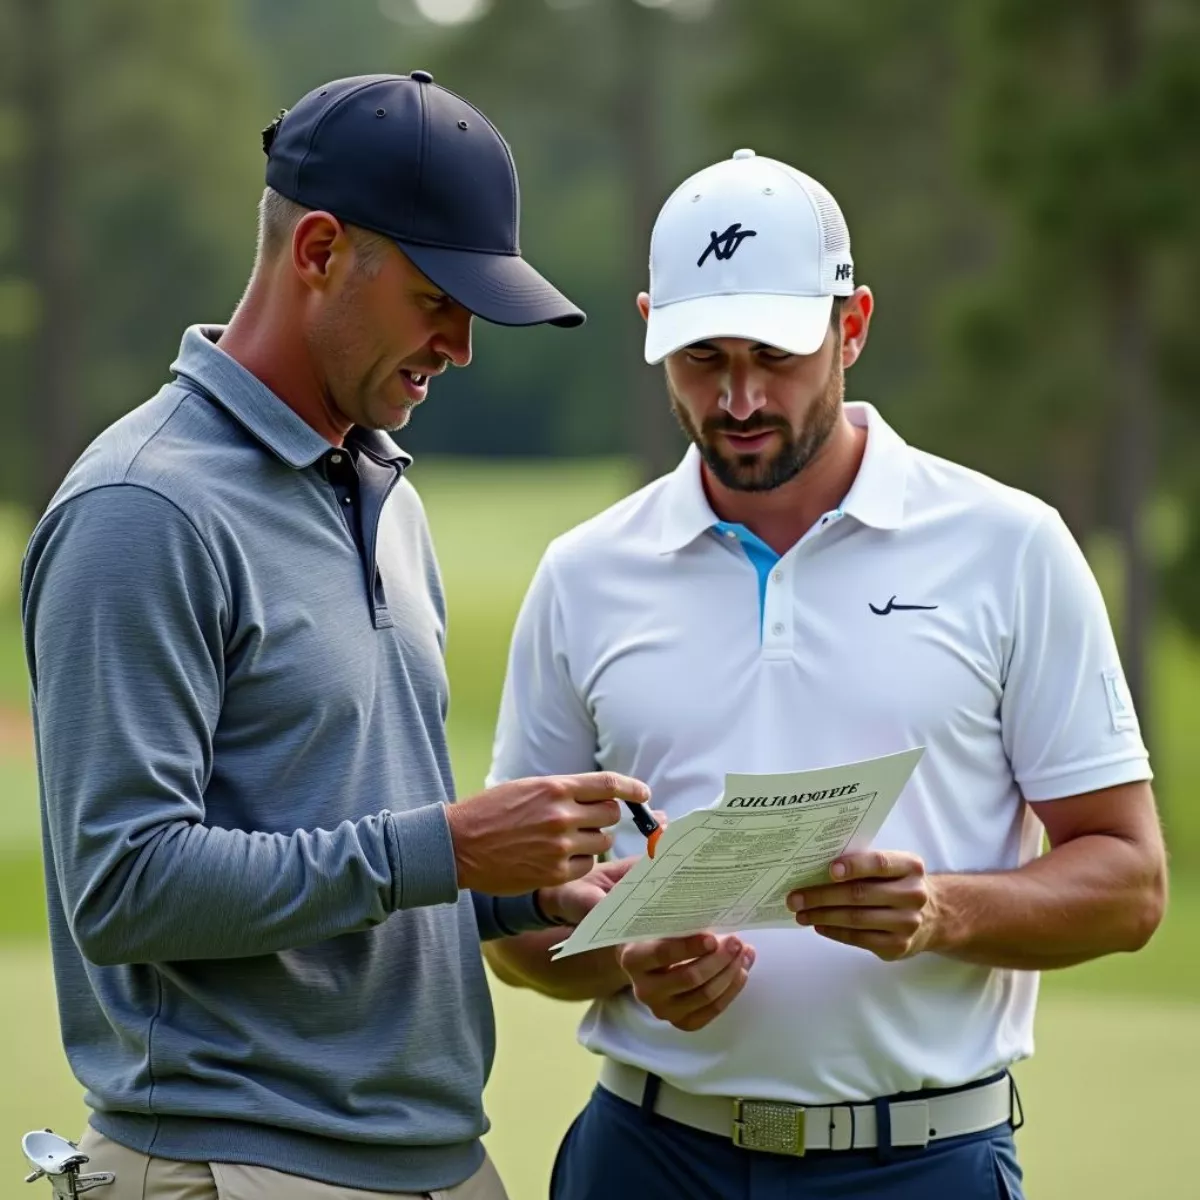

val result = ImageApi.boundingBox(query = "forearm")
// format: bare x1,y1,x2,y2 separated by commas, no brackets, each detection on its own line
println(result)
484,928,629,1002
64,805,456,966
931,833,1166,969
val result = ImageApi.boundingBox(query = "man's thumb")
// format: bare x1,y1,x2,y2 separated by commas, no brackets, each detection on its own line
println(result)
601,856,640,885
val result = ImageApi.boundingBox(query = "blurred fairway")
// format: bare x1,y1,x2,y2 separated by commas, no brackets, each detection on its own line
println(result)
0,458,1196,1197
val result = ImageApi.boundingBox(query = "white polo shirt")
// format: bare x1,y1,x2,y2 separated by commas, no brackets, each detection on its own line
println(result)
488,402,1151,1104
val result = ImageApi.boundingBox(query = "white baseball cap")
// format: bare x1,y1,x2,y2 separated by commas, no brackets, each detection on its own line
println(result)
644,149,854,364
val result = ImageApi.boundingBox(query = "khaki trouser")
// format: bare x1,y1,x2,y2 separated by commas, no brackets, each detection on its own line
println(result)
74,1128,510,1200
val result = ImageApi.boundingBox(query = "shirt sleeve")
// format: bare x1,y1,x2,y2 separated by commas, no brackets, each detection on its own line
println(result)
1000,508,1153,801
470,891,560,941
21,485,458,967
487,551,599,787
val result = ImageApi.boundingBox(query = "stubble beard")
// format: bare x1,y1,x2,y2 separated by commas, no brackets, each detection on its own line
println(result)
669,352,845,493
367,399,412,434
308,272,407,434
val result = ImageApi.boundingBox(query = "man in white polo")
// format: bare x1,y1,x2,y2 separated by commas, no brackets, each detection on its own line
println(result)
484,150,1167,1199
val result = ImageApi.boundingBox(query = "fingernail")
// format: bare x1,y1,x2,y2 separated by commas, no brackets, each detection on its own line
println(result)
787,894,804,912
702,935,716,952
743,949,755,968
831,862,847,880
796,913,812,926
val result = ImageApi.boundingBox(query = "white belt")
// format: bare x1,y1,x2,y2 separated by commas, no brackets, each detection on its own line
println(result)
599,1060,1014,1157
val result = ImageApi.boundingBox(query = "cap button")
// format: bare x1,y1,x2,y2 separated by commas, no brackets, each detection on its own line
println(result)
411,70,434,84
732,148,756,160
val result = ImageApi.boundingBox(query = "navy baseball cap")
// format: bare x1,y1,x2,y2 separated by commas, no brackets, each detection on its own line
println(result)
262,72,584,328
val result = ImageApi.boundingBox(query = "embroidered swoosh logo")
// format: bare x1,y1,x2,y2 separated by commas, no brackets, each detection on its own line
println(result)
869,596,939,616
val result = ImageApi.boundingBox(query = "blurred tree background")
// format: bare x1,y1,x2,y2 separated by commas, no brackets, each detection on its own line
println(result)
2,0,1200,833
3,7,1200,1193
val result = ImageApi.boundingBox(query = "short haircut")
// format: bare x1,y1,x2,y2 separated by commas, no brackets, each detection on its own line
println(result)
255,188,392,277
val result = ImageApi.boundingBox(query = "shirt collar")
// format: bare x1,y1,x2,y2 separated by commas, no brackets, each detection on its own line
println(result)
657,444,721,555
656,401,908,555
836,402,909,531
169,324,413,471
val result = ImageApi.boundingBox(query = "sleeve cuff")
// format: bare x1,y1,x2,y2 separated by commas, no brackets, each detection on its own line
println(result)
498,891,563,934
386,804,460,911
472,891,562,941
1018,755,1153,803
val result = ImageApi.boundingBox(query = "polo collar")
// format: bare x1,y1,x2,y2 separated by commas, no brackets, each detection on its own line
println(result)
656,401,908,555
837,402,909,531
657,444,720,555
169,324,413,471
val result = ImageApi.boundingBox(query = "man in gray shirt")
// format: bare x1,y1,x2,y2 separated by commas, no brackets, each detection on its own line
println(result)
20,73,648,1200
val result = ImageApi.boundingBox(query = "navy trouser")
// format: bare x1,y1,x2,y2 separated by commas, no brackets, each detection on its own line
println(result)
550,1083,1025,1200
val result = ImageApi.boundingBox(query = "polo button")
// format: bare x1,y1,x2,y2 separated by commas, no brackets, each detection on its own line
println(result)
343,497,351,504
725,530,738,539
772,570,783,584
330,453,343,465
771,622,785,636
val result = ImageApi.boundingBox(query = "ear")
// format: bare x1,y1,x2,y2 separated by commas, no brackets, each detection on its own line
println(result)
636,292,651,323
291,211,351,292
840,286,874,369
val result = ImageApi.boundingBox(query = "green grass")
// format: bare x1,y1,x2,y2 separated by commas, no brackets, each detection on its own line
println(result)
0,757,40,850
1149,622,1200,865
0,458,1198,1197
0,607,28,711
410,456,639,597
0,500,31,711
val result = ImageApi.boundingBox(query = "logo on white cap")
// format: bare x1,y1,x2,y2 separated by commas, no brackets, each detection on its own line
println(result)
644,149,853,365
698,222,758,267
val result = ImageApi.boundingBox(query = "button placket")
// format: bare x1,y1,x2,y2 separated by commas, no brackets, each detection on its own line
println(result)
762,512,844,657
321,451,362,558
762,555,793,655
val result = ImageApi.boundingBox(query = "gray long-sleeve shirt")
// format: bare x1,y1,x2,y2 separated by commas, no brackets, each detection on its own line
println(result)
20,325,552,1193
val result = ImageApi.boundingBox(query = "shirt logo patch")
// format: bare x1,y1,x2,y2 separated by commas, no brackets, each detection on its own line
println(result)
868,596,939,616
1103,667,1138,733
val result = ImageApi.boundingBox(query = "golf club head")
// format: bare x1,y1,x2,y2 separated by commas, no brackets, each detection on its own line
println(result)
22,1130,88,1177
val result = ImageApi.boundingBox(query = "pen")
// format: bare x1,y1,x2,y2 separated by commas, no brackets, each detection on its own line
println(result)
625,801,662,858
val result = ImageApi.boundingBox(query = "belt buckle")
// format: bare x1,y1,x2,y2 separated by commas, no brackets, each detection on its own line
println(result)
732,1098,806,1156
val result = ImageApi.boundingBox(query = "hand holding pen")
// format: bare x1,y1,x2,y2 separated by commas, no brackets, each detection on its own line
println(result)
625,800,662,857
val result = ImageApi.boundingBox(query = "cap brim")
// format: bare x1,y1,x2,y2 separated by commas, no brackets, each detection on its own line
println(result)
644,293,833,364
397,241,584,328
